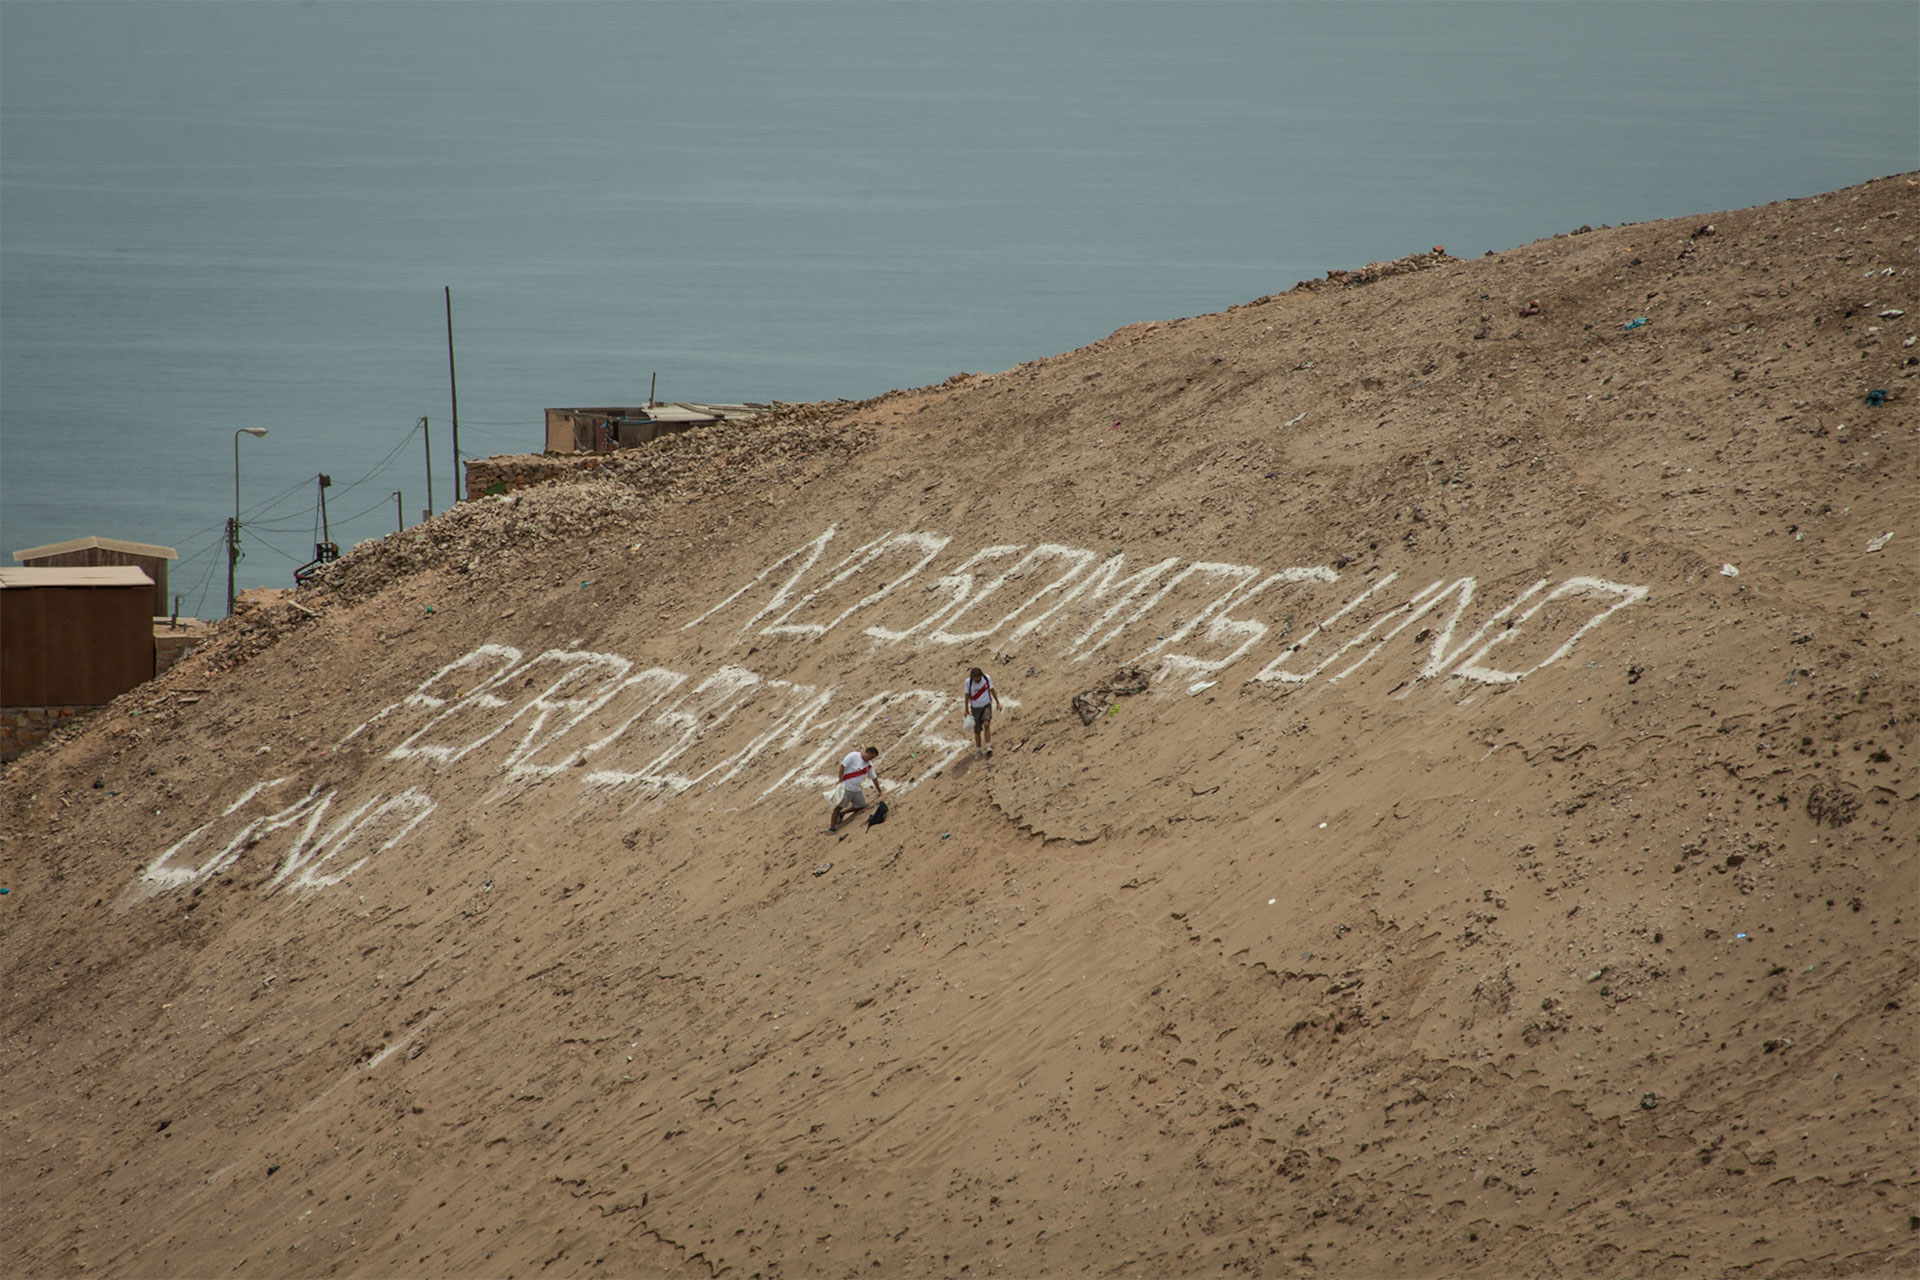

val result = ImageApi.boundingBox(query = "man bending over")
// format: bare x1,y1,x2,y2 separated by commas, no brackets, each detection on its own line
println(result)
830,746,883,832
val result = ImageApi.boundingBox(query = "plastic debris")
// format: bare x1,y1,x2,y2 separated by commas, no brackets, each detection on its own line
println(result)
1863,389,1887,406
1720,563,1740,578
1878,309,1905,318
1867,532,1894,553
1187,681,1217,696
1623,316,1650,330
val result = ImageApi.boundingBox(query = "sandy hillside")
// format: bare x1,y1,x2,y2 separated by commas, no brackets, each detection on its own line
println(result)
2,173,1916,1279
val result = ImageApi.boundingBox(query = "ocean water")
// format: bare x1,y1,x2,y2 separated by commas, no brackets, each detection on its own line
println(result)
3,1,1913,613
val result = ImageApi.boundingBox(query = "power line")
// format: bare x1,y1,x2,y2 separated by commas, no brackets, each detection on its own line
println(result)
182,545,221,619
330,420,424,501
335,490,407,526
239,474,315,523
239,527,304,566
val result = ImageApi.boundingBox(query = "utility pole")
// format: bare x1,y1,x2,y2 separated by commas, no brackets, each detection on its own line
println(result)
445,286,461,504
393,490,404,533
420,415,434,519
225,517,238,616
228,426,268,616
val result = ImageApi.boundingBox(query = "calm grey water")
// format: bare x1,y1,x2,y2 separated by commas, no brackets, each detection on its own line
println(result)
3,1,1913,611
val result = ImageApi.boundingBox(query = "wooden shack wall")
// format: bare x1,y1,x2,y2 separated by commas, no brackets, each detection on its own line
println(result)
20,548,170,615
1,584,155,706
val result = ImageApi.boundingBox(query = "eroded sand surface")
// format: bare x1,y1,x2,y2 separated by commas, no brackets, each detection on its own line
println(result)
3,174,1915,1278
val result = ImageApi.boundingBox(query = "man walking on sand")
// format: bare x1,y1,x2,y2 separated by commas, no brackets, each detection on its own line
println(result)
964,666,1002,758
830,746,883,832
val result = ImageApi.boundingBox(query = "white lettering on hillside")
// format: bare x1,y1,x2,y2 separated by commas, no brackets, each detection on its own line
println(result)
127,527,1649,904
123,778,435,906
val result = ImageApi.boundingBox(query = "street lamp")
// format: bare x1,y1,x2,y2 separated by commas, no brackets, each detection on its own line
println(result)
228,427,269,616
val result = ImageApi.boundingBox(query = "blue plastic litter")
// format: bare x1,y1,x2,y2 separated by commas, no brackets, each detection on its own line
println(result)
1623,317,1650,330
1864,389,1887,406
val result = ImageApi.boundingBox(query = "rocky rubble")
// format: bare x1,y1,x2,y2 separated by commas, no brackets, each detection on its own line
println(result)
311,401,881,608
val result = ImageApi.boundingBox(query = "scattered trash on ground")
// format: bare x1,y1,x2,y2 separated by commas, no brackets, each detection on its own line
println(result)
1720,563,1740,577
1866,532,1894,552
1073,667,1150,724
1863,389,1887,406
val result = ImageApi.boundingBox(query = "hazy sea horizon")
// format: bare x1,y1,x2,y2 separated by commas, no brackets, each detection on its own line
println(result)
3,1,1914,613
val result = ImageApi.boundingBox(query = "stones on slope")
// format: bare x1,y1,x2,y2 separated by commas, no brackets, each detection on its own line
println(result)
1292,246,1457,294
1072,666,1152,725
1804,778,1862,828
306,401,880,607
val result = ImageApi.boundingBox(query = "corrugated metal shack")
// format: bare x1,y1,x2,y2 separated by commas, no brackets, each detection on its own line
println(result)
14,535,178,617
544,403,767,454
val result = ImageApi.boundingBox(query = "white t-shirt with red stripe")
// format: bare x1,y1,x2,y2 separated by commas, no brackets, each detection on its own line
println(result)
966,673,995,709
840,750,877,800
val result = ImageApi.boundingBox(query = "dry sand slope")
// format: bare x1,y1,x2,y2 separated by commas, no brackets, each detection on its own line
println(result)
3,174,1916,1279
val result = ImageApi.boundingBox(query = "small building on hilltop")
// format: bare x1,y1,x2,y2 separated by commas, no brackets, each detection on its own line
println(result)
544,403,767,455
0,566,157,761
14,536,178,618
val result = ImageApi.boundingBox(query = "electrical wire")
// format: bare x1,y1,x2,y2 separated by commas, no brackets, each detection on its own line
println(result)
237,527,304,566
334,490,409,526
239,474,316,524
181,546,221,620
327,420,424,502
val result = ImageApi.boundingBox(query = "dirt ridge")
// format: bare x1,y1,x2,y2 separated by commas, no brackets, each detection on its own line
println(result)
2,172,1915,1279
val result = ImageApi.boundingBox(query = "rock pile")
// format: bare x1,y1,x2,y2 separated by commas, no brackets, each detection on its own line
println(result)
309,400,881,608
1294,245,1456,291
